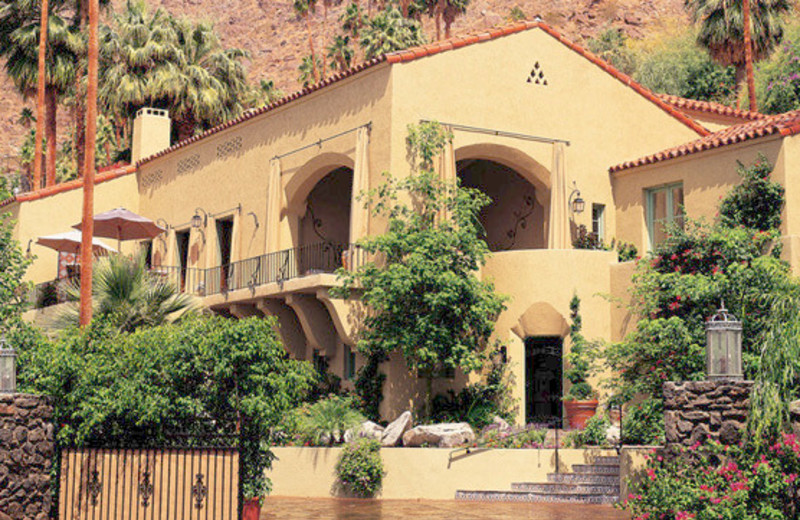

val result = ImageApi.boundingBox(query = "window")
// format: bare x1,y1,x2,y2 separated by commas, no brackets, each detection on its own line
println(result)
591,204,605,243
646,183,684,247
344,345,356,380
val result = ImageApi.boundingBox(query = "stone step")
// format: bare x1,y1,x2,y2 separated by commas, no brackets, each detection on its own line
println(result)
547,472,620,485
591,456,621,465
572,463,620,475
455,489,619,504
511,482,619,494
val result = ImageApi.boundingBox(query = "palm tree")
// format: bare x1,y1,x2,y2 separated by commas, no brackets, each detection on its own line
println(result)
416,0,468,40
247,79,284,107
35,0,47,189
298,54,323,87
340,2,365,62
79,0,99,327
56,252,197,332
4,15,80,188
686,0,790,106
327,35,353,71
294,0,319,83
100,2,251,142
360,6,425,60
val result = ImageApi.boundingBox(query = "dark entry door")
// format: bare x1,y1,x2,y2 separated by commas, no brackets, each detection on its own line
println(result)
525,336,563,425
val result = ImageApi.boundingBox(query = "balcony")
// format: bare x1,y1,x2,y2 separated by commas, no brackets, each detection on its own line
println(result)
156,242,365,298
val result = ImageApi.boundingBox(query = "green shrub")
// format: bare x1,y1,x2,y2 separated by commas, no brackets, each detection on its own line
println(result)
634,32,736,104
616,241,638,262
19,315,316,498
719,154,784,232
586,28,639,76
335,438,385,498
564,294,599,401
581,413,611,446
621,399,664,446
477,426,547,449
430,351,516,430
297,395,365,446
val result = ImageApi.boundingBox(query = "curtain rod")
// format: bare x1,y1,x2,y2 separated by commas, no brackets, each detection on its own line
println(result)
420,120,570,146
272,122,372,161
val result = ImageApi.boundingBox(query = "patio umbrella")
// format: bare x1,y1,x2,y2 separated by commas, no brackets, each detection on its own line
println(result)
72,207,165,241
36,231,117,255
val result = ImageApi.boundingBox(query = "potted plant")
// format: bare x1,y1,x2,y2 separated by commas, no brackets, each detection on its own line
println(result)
563,294,599,429
240,420,272,520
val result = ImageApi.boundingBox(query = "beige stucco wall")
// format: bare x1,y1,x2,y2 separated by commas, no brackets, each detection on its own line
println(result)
11,174,139,284
389,28,704,240
612,136,785,256
269,446,628,500
136,65,393,269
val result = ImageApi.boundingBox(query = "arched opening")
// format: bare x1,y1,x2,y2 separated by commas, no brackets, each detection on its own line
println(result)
297,166,353,274
457,158,548,252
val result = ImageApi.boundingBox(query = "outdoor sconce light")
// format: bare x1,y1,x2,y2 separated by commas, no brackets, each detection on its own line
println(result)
25,239,33,258
155,218,170,231
568,181,585,214
705,302,743,381
0,335,17,393
191,208,208,229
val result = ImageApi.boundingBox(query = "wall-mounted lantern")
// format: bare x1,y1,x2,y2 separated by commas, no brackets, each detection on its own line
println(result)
191,208,208,229
0,335,17,393
705,303,743,381
568,181,585,214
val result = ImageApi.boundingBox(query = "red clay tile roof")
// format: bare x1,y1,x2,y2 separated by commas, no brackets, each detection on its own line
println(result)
137,21,710,167
657,94,765,122
610,111,800,173
0,164,136,208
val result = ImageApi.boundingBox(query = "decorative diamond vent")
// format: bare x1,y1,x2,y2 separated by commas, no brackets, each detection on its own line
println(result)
527,62,548,86
216,136,243,159
177,154,201,175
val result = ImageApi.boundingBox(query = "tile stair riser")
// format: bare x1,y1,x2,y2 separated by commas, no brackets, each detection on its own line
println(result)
511,482,619,494
454,490,619,504
591,456,621,465
547,473,619,485
572,464,620,475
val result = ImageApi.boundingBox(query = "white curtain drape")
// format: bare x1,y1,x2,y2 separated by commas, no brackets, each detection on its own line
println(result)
349,126,370,244
436,127,456,222
547,142,570,249
266,158,284,253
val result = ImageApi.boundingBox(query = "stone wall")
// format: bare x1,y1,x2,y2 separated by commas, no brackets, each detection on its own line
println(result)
663,380,753,449
0,394,54,520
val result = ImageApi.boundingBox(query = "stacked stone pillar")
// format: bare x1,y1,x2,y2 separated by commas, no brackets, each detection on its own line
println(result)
0,394,54,520
663,380,753,448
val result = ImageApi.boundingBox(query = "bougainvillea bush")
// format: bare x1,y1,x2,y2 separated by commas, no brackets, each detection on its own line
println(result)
625,435,800,520
605,156,792,444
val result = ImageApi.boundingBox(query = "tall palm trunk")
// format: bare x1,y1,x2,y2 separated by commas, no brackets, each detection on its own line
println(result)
74,0,87,177
33,0,49,191
79,0,99,327
306,13,319,82
743,0,757,112
45,87,57,186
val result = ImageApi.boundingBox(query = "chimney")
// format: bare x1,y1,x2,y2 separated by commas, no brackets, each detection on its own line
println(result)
131,108,171,164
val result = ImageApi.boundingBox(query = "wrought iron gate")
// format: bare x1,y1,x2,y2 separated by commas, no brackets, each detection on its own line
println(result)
58,446,240,519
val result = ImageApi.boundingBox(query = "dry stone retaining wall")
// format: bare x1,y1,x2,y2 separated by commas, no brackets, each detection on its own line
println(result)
663,380,753,449
0,394,54,520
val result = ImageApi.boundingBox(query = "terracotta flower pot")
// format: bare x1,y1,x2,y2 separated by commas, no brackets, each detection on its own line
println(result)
564,399,598,430
243,497,261,520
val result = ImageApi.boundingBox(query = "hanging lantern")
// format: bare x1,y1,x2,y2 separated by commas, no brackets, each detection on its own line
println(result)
0,335,17,393
705,303,743,381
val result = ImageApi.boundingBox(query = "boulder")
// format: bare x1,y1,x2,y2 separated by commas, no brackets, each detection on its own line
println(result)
402,423,475,448
381,411,412,447
358,421,384,440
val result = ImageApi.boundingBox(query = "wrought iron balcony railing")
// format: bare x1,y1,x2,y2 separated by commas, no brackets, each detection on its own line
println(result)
28,243,366,309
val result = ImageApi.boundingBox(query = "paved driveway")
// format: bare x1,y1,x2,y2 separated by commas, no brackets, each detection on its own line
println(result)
263,497,631,519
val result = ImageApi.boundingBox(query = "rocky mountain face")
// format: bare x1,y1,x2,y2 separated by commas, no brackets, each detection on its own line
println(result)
0,0,688,167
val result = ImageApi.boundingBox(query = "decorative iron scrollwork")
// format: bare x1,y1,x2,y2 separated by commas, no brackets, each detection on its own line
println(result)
192,473,208,509
87,469,102,506
138,469,154,507
502,194,535,250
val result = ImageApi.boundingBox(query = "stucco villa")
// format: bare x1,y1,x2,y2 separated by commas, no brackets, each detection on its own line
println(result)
6,20,798,425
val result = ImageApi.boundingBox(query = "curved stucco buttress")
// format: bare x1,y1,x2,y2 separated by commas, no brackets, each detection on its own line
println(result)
511,301,569,339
